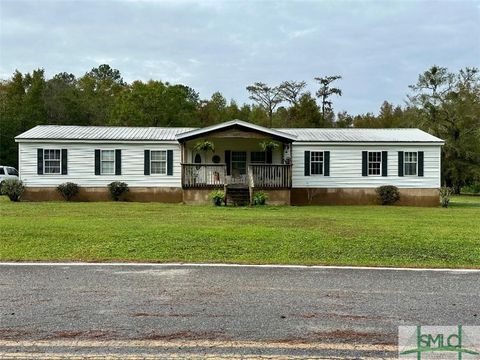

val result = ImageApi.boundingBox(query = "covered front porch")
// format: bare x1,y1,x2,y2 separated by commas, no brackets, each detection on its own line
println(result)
176,120,296,200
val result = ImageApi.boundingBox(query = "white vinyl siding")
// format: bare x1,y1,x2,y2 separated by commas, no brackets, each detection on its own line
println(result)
292,144,441,188
44,149,61,174
19,142,181,187
150,150,167,175
404,152,417,176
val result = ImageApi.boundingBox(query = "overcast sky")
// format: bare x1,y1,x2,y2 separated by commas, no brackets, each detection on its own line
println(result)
1,0,479,115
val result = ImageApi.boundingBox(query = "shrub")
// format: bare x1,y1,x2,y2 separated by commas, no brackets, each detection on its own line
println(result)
57,182,79,201
376,185,400,205
439,186,453,208
210,190,225,206
461,182,480,194
1,179,25,202
108,181,129,201
253,191,268,206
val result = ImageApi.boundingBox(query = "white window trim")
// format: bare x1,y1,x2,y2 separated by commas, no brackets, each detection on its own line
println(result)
43,149,62,175
150,149,168,176
367,151,382,177
404,151,418,177
100,149,115,175
310,151,324,176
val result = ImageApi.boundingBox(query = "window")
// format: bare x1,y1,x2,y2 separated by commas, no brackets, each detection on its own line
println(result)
368,151,381,176
404,152,417,176
231,151,247,175
0,168,4,175
250,151,266,164
7,167,18,176
44,149,61,174
150,150,167,174
310,151,324,175
100,150,115,175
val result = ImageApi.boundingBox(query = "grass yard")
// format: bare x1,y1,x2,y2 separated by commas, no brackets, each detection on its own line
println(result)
0,195,479,268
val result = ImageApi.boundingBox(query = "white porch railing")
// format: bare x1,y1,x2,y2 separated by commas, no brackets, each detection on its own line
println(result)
181,164,227,188
181,164,292,189
248,164,292,189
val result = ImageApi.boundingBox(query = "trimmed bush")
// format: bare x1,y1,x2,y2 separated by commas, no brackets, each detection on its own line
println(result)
376,185,400,205
210,190,225,206
1,179,25,202
57,182,79,201
439,186,453,208
253,191,268,206
108,181,129,201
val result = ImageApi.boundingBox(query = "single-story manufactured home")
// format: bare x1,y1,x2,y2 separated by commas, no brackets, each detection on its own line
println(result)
15,119,444,206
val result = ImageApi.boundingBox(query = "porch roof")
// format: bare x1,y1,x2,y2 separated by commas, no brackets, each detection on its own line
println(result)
175,119,297,142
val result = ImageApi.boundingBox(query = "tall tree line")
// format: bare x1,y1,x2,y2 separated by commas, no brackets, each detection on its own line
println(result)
0,64,478,191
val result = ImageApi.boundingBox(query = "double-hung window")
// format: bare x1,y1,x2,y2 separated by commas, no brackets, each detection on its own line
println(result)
150,150,167,175
44,149,61,174
310,151,324,175
404,152,417,176
250,151,266,164
100,150,115,175
368,152,382,176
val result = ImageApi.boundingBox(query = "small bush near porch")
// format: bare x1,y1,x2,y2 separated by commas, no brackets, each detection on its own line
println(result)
0,196,478,268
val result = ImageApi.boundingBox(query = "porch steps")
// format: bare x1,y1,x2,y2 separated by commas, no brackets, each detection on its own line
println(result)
225,185,250,206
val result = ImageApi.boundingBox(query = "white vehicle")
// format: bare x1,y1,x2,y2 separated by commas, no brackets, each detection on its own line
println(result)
0,166,19,190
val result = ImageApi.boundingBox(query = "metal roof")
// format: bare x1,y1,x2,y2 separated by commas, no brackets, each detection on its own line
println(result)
16,124,444,144
15,125,196,141
175,119,297,141
277,128,444,143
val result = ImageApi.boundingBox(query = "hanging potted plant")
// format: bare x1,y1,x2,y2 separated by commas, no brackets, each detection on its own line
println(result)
193,140,215,162
259,140,279,152
260,140,279,163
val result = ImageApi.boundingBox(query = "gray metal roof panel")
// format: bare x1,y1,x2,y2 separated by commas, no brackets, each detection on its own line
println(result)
16,125,444,143
16,125,196,141
277,128,444,143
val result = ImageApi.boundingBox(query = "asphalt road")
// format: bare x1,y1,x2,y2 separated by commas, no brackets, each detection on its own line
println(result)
0,264,479,359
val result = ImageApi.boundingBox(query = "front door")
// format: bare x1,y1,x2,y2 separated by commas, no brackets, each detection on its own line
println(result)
231,151,247,184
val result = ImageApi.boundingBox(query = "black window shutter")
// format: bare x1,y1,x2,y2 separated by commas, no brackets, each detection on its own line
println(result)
61,149,68,175
115,149,122,175
144,150,150,175
418,151,424,177
362,151,368,176
37,149,43,175
398,151,404,177
94,149,100,175
225,150,231,175
167,150,173,176
266,149,272,164
304,151,310,176
324,151,330,176
381,151,388,177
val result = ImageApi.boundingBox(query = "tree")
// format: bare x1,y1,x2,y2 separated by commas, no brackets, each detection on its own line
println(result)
314,75,342,123
279,81,307,106
43,73,87,125
109,80,199,127
197,91,228,126
408,66,480,192
289,93,324,127
246,82,283,127
78,64,127,125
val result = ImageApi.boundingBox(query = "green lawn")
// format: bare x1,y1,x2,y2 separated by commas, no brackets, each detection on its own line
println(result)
0,195,479,268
